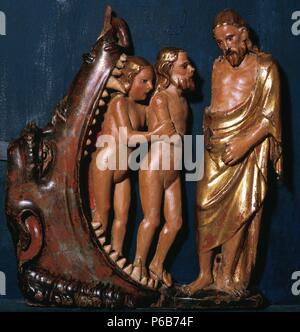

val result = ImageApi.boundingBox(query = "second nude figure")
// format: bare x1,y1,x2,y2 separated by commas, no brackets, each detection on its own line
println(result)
132,48,195,287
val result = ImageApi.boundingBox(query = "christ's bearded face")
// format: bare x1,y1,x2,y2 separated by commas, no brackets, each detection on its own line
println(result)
214,25,248,67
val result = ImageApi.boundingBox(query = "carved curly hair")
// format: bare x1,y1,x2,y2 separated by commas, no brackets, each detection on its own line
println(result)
155,47,185,92
118,56,153,94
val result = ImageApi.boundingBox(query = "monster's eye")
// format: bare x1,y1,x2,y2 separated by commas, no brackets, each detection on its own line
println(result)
40,142,54,177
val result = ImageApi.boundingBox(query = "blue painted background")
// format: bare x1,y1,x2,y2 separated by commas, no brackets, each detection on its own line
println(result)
0,0,299,305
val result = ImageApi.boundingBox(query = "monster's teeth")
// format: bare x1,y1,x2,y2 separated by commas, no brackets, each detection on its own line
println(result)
99,99,106,107
123,264,133,275
112,68,122,77
116,257,126,269
116,59,125,69
91,221,101,230
89,130,93,136
147,278,155,288
120,53,127,62
153,279,159,289
123,82,130,91
95,109,100,116
140,276,148,286
104,244,112,254
92,119,97,125
106,76,126,94
95,228,105,237
109,251,119,262
98,236,106,245
86,139,92,146
102,89,109,98
84,150,89,156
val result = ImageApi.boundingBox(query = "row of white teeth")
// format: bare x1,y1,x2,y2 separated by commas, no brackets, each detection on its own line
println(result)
84,53,128,157
91,219,159,290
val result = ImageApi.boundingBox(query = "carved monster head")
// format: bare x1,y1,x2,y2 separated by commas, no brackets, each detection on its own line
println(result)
6,7,158,308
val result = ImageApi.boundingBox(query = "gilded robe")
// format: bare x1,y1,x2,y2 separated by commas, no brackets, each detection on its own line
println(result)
196,52,282,286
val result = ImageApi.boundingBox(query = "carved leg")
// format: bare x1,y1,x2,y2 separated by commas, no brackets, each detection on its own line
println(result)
149,177,182,287
182,250,214,296
111,178,131,255
234,207,263,291
90,153,114,232
132,171,163,282
215,225,246,296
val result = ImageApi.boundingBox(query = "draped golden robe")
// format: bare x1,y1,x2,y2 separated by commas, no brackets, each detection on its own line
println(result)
196,52,282,286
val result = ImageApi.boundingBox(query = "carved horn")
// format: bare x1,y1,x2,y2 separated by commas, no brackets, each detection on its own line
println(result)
98,6,113,40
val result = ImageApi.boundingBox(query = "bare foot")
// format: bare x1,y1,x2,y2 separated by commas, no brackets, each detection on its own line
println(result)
131,259,142,282
215,277,245,297
149,263,172,288
131,258,148,282
181,274,213,296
